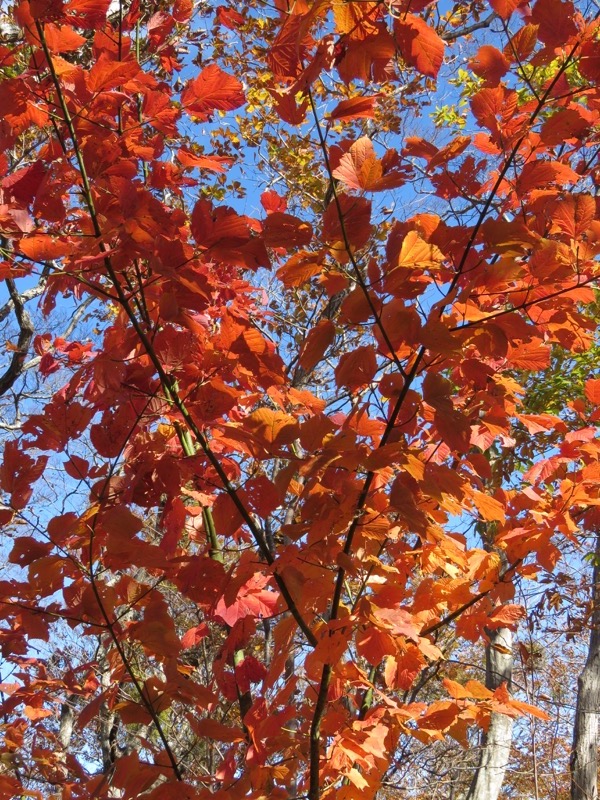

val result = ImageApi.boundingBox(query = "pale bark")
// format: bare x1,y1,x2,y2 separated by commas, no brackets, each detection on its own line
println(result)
571,532,600,800
466,627,514,800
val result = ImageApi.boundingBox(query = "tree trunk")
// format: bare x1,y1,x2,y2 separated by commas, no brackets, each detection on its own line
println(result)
465,627,514,800
571,532,600,800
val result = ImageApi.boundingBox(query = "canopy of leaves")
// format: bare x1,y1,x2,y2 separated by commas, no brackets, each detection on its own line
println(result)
0,0,599,798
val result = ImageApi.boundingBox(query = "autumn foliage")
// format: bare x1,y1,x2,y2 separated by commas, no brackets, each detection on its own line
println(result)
0,0,599,797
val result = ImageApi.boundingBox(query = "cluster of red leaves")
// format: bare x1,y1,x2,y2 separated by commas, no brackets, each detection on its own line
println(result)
0,0,599,798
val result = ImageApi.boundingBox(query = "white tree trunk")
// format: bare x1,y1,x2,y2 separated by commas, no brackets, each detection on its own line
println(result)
466,627,514,800
571,532,600,800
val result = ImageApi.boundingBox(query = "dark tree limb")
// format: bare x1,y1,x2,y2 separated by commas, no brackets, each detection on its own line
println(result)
0,279,34,397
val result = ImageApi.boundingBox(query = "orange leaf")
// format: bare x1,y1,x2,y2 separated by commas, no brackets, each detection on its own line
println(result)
394,15,444,79
276,252,323,287
506,697,550,720
263,212,313,249
299,319,336,372
335,345,377,390
245,408,299,447
177,148,234,172
86,54,140,93
464,680,493,699
488,604,526,628
332,137,408,192
328,96,377,122
504,24,539,62
396,230,443,269
469,45,509,85
585,378,600,405
506,341,550,370
181,63,245,121
193,718,245,742
333,137,382,191
24,705,52,720
469,490,506,523
43,22,86,52
552,194,596,238
443,678,473,700
489,0,525,18
517,160,579,195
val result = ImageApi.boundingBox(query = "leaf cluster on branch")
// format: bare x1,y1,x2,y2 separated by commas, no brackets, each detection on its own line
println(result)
0,0,599,798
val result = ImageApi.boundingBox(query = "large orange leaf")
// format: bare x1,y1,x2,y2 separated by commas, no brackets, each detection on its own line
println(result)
263,212,313,248
86,54,140,93
181,63,245,121
394,15,444,79
517,160,579,195
328,95,377,122
323,194,372,253
245,408,300,448
299,319,336,372
335,345,377,390
332,137,408,192
489,0,525,18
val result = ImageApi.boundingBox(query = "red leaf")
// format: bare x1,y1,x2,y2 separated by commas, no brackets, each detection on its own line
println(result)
335,345,377,390
540,107,591,147
262,212,313,248
2,161,46,204
469,45,509,85
181,64,245,121
181,623,209,648
86,54,140,93
299,319,336,372
260,190,287,214
585,378,600,405
489,0,526,18
328,95,377,122
64,0,111,26
530,0,578,46
0,442,47,510
323,194,372,253
214,573,280,626
516,160,579,195
63,454,89,480
394,15,444,79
